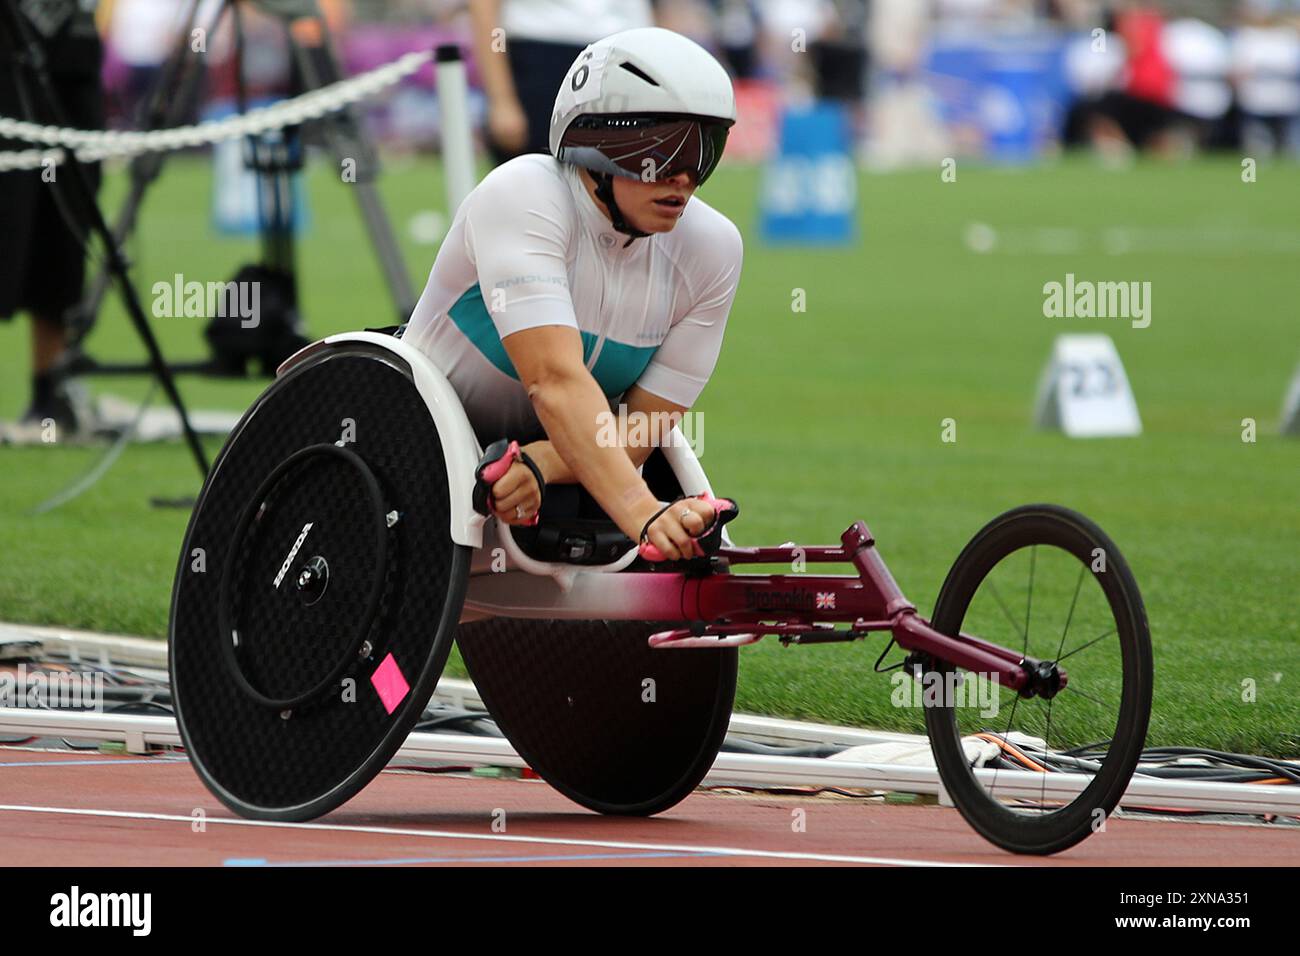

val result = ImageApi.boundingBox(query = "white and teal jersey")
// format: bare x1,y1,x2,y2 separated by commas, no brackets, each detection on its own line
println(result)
404,154,743,443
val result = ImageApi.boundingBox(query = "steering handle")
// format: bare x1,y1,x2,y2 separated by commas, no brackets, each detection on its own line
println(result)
638,492,739,562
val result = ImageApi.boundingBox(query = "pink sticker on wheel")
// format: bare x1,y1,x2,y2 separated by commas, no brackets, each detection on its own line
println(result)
370,653,410,714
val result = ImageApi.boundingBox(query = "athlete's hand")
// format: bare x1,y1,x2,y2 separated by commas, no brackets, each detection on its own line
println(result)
490,458,543,526
473,439,546,526
639,497,719,562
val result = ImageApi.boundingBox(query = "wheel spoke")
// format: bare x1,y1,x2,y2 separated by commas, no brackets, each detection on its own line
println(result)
988,687,1023,801
1042,563,1088,807
1054,563,1086,662
985,580,1026,647
1061,683,1106,707
978,552,1111,810
1057,627,1116,663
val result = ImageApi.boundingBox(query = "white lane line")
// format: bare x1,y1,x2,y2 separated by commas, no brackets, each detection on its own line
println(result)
0,803,1005,867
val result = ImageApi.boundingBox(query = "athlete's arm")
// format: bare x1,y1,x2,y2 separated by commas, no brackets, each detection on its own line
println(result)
520,384,687,485
493,327,706,558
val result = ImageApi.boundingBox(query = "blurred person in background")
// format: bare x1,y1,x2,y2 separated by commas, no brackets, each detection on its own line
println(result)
807,0,868,107
1047,0,1108,27
1087,3,1179,161
863,0,950,168
751,0,837,96
714,0,760,79
1232,0,1300,156
105,0,188,125
469,0,654,164
1161,14,1233,152
0,0,104,436
656,0,715,38
1061,7,1128,146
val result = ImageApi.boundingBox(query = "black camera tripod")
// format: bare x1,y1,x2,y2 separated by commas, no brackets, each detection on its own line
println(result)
1,0,420,482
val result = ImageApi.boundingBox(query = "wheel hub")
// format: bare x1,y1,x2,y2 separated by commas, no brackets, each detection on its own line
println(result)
296,555,330,605
1019,656,1065,699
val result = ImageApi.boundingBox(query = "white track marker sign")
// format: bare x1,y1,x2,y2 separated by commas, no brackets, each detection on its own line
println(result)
1034,334,1142,437
1281,363,1300,436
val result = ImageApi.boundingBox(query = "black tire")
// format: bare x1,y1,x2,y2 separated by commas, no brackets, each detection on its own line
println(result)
923,504,1152,855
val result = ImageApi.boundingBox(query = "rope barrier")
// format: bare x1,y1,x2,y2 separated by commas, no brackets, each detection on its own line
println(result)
0,49,434,170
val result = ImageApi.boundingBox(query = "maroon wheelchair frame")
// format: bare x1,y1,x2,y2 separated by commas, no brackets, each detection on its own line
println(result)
647,521,1068,699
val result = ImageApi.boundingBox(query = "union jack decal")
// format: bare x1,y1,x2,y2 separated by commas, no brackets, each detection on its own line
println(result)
815,592,836,610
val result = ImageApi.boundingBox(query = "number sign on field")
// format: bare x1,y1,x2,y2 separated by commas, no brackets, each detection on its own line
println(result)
1034,334,1142,438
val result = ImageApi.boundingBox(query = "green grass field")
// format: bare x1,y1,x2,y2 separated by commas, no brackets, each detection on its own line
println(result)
1,153,1296,755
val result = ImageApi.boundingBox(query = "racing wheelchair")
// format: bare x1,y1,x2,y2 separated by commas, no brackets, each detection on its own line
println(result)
169,331,1153,855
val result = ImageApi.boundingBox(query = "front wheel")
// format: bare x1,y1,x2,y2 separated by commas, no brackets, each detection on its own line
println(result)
923,504,1153,855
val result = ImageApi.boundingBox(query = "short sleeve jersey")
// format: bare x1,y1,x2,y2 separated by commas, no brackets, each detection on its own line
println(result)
403,154,743,443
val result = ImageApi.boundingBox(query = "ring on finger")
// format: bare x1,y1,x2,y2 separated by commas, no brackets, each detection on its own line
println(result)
515,505,525,520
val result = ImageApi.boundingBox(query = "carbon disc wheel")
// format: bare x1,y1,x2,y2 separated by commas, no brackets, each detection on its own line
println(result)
169,344,470,821
922,504,1153,855
458,618,736,816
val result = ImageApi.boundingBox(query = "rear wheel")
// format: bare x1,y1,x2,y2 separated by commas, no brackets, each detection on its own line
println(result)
923,504,1152,855
458,618,735,816
170,344,470,820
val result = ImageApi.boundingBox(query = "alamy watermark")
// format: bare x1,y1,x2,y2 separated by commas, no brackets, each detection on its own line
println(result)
151,273,260,327
890,669,1000,717
1043,273,1151,328
50,886,151,936
595,404,704,456
0,664,103,711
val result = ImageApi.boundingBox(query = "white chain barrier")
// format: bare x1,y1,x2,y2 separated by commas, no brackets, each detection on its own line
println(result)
0,49,434,171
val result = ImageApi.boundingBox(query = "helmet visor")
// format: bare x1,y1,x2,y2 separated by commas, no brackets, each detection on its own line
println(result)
558,114,733,187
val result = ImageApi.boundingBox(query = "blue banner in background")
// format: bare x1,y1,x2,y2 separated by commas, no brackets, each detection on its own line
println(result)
759,102,857,246
926,32,1069,163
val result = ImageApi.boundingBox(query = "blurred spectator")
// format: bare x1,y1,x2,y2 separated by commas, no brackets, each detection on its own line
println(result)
106,0,188,124
715,0,761,78
808,0,868,104
1088,5,1180,160
864,0,951,168
1232,0,1300,156
752,0,837,96
1061,18,1127,145
1163,16,1233,151
0,0,104,435
468,0,653,164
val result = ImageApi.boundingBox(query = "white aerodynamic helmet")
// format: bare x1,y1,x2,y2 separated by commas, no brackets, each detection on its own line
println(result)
549,28,737,190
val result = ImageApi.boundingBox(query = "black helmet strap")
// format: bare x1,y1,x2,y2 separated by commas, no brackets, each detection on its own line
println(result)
593,171,650,247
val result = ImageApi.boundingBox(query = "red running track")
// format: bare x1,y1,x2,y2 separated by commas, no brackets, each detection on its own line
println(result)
1,748,1297,867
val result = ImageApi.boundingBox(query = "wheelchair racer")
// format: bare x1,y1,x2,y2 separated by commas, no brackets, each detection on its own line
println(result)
405,27,742,562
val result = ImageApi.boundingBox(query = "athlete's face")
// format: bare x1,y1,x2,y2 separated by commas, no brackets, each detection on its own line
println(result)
612,170,696,232
589,169,697,234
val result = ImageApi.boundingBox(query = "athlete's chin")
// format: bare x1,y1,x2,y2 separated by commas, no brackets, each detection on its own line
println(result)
636,210,686,233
